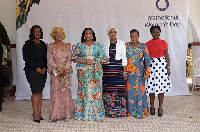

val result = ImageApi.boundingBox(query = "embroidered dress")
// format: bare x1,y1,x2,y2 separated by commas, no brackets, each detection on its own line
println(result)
145,39,172,95
126,43,150,118
102,42,127,118
47,44,74,121
72,42,107,121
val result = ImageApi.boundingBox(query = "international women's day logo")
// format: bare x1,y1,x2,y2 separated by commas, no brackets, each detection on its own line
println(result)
156,0,169,11
145,0,180,27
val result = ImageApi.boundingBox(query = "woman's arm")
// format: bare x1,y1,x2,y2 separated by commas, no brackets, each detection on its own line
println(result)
73,58,86,64
123,66,127,80
143,44,151,79
165,49,171,76
121,41,127,66
47,44,58,74
22,40,38,70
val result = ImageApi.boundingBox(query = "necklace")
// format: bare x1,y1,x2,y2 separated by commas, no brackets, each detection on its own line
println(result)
130,41,139,49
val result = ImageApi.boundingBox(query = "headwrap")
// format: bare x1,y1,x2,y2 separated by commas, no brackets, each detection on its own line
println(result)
107,26,117,34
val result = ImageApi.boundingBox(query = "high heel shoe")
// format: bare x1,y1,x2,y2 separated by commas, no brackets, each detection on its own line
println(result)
33,113,40,123
34,120,40,123
150,107,155,115
38,113,44,120
158,108,163,117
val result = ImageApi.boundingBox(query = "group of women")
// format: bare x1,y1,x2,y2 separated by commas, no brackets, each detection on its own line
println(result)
22,25,172,123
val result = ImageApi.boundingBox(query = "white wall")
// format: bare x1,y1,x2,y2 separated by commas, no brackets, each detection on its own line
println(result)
0,1,199,45
0,1,199,91
0,0,16,44
189,0,200,27
187,0,200,43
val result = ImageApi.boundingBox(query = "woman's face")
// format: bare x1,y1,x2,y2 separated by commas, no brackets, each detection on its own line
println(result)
84,29,93,41
151,28,160,39
108,28,117,39
54,31,64,41
130,32,139,44
34,28,41,39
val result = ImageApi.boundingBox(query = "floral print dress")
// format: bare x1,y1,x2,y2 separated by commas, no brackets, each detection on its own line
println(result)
47,44,74,121
72,42,107,121
125,42,150,118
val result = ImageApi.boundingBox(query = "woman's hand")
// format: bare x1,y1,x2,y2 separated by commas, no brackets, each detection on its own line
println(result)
123,72,127,80
86,59,95,65
57,67,64,75
167,68,171,77
63,65,70,74
41,68,47,74
100,57,109,64
143,74,148,80
36,67,42,74
106,57,109,62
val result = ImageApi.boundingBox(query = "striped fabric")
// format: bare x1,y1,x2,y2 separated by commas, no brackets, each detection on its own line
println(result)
102,42,127,118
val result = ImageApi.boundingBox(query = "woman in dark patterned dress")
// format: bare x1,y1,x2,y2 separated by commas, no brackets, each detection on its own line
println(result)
102,26,127,118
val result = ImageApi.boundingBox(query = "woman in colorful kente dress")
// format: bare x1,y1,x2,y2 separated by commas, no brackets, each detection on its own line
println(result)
102,26,127,118
72,28,107,121
125,29,151,118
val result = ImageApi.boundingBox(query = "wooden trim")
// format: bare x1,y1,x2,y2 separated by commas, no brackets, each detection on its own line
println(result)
191,42,200,46
7,44,16,48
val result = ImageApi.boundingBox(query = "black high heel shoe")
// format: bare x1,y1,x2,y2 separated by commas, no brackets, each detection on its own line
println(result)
150,107,155,115
40,117,44,120
158,108,163,117
32,113,40,123
34,120,40,123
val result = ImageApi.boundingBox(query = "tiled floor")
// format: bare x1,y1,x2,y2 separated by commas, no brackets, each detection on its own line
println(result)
0,91,200,132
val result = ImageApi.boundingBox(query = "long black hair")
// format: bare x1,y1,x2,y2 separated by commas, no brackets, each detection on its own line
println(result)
81,28,96,42
29,25,43,39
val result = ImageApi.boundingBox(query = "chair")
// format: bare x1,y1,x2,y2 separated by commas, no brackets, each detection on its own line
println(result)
192,58,200,91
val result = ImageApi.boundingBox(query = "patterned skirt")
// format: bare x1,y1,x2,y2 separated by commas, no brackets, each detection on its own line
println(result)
145,57,172,95
75,69,105,121
102,60,127,118
126,72,149,118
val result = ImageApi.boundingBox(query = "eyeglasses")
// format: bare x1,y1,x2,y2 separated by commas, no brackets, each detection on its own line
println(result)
54,33,63,36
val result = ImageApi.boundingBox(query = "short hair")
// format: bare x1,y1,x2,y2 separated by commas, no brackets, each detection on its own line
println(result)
150,26,161,33
130,29,140,36
29,25,43,39
81,28,96,42
50,27,66,40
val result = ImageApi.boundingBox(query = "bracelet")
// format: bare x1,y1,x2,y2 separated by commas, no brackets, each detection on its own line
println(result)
123,72,127,73
167,67,170,69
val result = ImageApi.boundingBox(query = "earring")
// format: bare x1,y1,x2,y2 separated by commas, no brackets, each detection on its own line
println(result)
84,37,85,39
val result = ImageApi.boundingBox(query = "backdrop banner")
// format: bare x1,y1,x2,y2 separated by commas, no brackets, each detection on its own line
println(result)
16,0,190,100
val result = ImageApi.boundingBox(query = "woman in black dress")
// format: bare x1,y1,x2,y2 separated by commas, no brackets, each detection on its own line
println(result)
23,25,47,123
